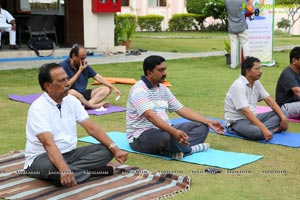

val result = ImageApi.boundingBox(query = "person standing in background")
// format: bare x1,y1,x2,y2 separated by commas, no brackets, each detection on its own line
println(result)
225,0,249,69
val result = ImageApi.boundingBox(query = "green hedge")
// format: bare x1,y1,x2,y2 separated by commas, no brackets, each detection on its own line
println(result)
168,13,201,31
115,14,136,25
137,14,164,32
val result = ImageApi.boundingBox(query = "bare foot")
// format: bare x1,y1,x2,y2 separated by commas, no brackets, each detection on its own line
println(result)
85,102,102,109
272,127,283,133
99,101,110,108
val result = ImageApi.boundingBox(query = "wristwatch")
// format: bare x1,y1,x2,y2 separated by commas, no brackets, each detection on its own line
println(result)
109,143,118,150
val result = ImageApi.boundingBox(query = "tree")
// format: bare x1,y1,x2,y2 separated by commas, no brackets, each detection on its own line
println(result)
186,0,206,14
276,0,300,33
186,0,227,29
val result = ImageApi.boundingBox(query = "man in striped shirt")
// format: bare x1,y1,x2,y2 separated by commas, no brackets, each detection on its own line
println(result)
126,55,224,159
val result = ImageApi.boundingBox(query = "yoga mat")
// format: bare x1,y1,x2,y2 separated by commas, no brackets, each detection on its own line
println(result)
0,151,190,200
93,77,137,85
78,132,263,170
256,105,300,122
93,78,172,87
8,94,126,116
171,117,300,148
0,54,101,63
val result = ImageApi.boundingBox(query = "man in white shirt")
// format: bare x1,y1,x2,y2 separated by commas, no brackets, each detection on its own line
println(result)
224,57,288,141
24,63,128,187
0,3,18,50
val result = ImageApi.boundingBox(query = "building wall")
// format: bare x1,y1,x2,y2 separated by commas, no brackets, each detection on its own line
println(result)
83,0,115,51
81,1,299,52
274,8,300,35
119,0,187,31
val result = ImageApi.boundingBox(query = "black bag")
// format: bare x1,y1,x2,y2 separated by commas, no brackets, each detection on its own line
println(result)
28,36,55,57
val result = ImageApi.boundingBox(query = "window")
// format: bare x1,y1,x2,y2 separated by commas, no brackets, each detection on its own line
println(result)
29,0,64,15
159,0,167,6
122,0,129,6
148,0,166,7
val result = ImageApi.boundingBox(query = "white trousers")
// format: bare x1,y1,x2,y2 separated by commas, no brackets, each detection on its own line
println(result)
229,30,249,69
0,26,16,46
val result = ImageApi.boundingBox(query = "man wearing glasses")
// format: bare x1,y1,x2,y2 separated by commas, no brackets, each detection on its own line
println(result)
224,57,288,141
60,45,121,109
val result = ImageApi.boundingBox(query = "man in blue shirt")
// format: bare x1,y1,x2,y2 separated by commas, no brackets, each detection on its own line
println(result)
60,45,121,109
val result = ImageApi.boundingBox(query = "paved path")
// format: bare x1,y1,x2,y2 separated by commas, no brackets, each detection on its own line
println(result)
0,45,297,71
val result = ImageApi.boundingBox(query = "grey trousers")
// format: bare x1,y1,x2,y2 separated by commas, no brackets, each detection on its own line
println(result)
229,111,281,140
130,121,209,157
281,102,300,119
26,144,113,184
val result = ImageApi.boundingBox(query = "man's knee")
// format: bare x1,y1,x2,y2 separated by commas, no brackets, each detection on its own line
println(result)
234,124,264,140
189,121,209,134
26,154,57,179
248,130,264,140
89,144,114,162
101,86,112,95
160,132,172,142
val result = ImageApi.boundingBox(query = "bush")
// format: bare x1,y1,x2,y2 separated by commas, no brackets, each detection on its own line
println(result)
115,14,137,45
186,0,206,14
187,0,227,29
168,14,199,31
137,14,164,32
115,14,136,25
277,18,291,30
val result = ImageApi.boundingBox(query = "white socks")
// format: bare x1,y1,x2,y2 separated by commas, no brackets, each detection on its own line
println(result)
191,143,210,153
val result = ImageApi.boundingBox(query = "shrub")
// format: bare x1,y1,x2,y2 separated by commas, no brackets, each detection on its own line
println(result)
168,13,199,31
115,14,137,45
277,18,291,30
137,14,164,32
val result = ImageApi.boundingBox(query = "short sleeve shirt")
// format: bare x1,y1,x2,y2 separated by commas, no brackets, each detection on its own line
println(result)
224,75,269,121
126,76,183,143
275,66,300,107
60,59,97,93
24,92,89,169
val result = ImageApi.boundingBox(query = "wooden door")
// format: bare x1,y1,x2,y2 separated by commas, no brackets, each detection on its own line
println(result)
64,0,84,45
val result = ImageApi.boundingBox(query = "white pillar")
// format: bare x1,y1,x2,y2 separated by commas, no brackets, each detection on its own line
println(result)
83,1,115,52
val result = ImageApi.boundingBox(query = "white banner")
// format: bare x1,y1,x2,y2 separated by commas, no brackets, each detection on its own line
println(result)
246,0,275,66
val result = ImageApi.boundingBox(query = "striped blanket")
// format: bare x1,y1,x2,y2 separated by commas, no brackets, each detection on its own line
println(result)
0,151,190,200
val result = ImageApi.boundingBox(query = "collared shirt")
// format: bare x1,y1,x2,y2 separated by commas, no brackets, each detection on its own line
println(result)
126,76,183,143
24,92,89,169
59,59,97,93
224,75,269,121
0,8,14,27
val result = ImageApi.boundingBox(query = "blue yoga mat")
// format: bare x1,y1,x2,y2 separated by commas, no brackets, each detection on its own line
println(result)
78,131,263,170
171,117,300,148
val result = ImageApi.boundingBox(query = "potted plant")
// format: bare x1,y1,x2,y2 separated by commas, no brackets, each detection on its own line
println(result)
120,19,137,50
224,40,231,65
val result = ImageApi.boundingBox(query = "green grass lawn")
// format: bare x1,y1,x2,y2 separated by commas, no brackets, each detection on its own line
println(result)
130,31,300,53
0,32,300,200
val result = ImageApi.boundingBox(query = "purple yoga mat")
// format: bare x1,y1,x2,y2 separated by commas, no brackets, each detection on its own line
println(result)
8,94,126,116
256,105,300,122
